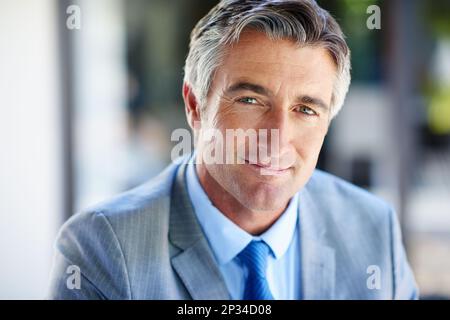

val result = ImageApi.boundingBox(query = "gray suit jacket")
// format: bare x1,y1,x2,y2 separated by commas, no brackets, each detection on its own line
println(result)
48,156,418,299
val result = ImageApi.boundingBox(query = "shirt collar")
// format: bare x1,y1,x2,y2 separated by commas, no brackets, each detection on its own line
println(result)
185,156,299,265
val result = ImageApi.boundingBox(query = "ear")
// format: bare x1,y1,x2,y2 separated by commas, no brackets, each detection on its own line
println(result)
182,82,201,131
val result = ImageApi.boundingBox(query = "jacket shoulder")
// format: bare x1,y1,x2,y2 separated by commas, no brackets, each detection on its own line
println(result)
85,160,179,219
57,159,181,252
50,161,181,299
306,169,393,217
304,170,418,299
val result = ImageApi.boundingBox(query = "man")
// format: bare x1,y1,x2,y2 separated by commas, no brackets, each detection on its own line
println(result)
49,0,419,299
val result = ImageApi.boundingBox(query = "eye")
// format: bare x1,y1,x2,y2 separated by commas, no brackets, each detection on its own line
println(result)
237,97,259,105
295,105,317,116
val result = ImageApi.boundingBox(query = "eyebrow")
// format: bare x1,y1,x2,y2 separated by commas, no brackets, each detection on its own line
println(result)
224,81,329,112
299,95,329,112
226,81,269,96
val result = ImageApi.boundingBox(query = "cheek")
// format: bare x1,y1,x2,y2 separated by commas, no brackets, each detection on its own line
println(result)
215,99,267,129
216,107,251,128
293,127,327,161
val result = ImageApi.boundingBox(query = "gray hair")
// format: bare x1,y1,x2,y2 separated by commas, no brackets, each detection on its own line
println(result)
183,0,351,119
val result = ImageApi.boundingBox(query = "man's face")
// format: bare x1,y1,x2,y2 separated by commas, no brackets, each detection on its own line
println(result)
194,30,336,213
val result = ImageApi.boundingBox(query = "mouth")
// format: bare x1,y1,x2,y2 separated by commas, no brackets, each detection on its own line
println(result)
243,159,292,176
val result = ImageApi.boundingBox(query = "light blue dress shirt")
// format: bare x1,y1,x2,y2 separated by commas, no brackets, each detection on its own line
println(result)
185,159,301,300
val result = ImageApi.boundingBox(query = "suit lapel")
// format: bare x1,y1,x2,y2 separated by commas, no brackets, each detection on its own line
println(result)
298,185,336,300
171,238,231,300
169,160,230,300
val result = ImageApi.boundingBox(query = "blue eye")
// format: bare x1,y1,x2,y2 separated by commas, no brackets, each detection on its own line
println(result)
238,97,258,105
297,105,317,116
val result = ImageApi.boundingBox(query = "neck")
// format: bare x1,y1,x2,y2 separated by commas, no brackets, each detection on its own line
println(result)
196,162,288,236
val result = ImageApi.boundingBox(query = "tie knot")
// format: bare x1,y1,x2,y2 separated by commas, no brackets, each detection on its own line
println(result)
238,240,271,275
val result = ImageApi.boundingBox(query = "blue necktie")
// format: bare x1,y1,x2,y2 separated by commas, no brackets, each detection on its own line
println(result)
238,240,274,300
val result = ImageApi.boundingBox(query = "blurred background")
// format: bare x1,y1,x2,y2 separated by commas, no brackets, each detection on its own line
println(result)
0,0,449,299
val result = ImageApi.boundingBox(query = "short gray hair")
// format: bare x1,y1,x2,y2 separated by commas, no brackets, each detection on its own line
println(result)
184,0,351,119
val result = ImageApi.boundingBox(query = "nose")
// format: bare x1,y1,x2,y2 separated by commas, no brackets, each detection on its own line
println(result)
259,109,295,165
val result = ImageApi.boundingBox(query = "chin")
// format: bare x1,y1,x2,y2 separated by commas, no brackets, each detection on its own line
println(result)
236,180,293,212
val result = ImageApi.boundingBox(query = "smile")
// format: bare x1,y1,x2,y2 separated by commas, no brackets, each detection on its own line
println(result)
243,159,291,176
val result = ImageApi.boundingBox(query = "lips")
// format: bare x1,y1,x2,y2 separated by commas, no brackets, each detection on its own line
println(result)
243,159,291,174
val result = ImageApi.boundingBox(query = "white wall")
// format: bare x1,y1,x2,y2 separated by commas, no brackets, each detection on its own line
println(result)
73,0,128,212
0,0,62,299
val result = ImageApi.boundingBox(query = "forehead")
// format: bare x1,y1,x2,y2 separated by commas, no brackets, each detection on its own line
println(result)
215,30,337,100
